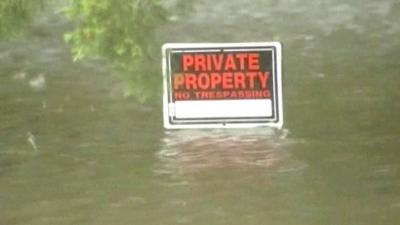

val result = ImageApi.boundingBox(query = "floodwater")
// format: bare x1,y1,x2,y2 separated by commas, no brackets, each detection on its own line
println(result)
1,0,399,224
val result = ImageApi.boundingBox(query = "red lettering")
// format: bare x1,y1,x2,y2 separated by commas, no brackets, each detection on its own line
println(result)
224,54,236,71
194,91,201,99
201,91,209,99
209,91,216,99
263,90,271,98
245,91,251,98
182,54,193,71
235,53,247,70
174,91,190,100
222,73,233,89
206,54,212,71
185,73,197,90
246,72,257,88
234,72,245,89
254,90,263,98
210,73,222,89
194,54,206,71
173,73,184,90
211,54,224,70
248,53,260,70
258,72,270,89
198,73,210,90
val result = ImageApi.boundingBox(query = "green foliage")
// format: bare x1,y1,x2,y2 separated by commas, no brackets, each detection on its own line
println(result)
0,0,47,39
63,0,167,102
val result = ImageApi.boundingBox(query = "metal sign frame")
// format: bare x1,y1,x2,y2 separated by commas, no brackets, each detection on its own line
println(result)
162,42,283,129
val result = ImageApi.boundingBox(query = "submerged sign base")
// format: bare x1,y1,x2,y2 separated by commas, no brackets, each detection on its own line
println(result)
162,42,283,129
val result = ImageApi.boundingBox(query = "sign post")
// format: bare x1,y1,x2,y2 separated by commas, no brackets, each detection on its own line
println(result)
162,42,283,129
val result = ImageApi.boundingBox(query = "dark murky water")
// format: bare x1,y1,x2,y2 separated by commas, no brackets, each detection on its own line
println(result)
1,0,399,224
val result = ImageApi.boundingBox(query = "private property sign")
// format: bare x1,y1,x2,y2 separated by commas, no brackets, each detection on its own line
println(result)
162,43,283,129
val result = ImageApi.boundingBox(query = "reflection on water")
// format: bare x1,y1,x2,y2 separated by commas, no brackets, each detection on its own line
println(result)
157,128,306,174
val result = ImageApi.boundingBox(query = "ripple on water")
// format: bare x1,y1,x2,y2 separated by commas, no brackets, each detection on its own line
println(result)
155,128,306,175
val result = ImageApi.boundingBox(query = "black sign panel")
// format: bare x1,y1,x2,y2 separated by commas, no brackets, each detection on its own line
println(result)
162,43,283,129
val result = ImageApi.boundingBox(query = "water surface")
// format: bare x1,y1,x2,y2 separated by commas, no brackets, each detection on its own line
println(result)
0,0,399,224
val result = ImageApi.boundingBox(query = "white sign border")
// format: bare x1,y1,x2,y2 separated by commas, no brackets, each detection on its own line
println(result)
162,42,283,129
